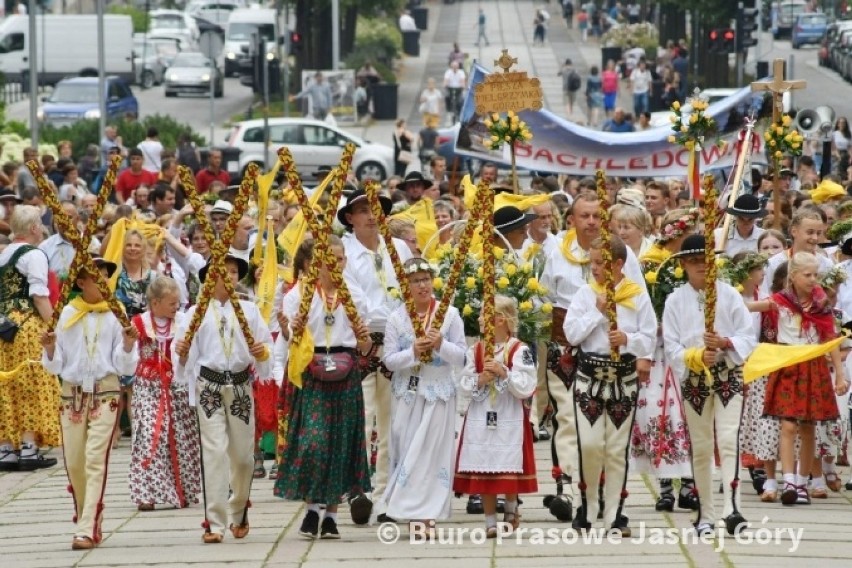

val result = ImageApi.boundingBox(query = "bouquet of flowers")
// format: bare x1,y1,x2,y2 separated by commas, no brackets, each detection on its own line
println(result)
667,93,717,150
483,110,533,150
764,115,804,161
433,243,552,341
643,257,687,321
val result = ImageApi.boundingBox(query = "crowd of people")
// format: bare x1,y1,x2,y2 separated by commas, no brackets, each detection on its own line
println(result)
0,122,850,552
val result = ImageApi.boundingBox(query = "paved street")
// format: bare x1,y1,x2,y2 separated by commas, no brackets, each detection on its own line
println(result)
3,2,852,567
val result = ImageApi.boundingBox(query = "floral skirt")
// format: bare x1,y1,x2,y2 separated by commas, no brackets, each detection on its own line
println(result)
452,407,537,495
764,358,840,422
0,310,60,447
739,376,780,461
274,367,371,504
128,378,201,507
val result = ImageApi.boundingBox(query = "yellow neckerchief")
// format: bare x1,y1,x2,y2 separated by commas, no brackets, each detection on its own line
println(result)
589,277,643,310
64,297,114,330
560,229,589,265
640,242,671,266
684,347,715,386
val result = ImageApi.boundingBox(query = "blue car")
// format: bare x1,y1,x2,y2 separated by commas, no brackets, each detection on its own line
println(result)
791,12,828,49
38,76,139,128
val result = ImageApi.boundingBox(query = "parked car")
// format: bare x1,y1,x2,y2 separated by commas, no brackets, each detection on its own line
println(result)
38,76,138,127
818,21,852,67
772,0,808,39
226,118,394,180
836,30,852,81
150,9,199,45
791,12,828,49
133,39,173,88
164,51,223,97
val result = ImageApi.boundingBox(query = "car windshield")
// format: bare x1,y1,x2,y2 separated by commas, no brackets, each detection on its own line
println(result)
800,14,827,25
49,83,98,103
152,15,187,31
172,53,210,68
228,22,275,41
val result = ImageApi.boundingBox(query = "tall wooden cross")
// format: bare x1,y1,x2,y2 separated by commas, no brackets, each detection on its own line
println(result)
751,58,806,230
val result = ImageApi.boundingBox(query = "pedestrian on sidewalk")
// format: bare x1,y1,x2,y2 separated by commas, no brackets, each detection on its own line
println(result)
601,60,620,118
41,256,140,550
290,72,332,121
559,59,582,117
128,277,201,512
443,61,466,124
419,78,444,127
476,8,490,46
585,65,604,127
533,10,548,45
629,60,653,116
393,120,416,177
577,7,589,41
563,1,574,28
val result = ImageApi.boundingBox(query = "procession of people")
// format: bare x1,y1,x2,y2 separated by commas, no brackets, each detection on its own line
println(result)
0,127,851,552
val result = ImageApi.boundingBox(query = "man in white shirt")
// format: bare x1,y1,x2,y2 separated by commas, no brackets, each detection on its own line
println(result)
713,194,766,257
443,61,466,121
663,234,756,537
399,10,417,31
629,60,653,116
339,189,413,523
564,236,655,536
137,127,164,174
174,254,273,544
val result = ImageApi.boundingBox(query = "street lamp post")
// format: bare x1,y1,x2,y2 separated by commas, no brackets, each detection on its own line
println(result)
28,1,38,147
97,0,107,143
331,0,339,70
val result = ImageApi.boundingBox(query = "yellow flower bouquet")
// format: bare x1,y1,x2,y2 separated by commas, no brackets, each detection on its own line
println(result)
763,114,804,160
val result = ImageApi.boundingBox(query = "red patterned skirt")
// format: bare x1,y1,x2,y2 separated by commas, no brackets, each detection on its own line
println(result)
764,357,840,422
453,407,538,495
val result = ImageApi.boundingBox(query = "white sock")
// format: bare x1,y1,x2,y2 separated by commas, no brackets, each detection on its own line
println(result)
504,500,517,514
325,511,338,522
763,478,777,492
307,504,320,514
783,473,796,485
823,459,836,474
485,514,497,528
0,445,16,462
811,477,826,490
796,474,809,487
19,442,36,458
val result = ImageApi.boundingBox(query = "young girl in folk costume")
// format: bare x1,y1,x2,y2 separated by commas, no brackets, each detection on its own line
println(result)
174,254,273,544
564,237,656,536
382,258,467,536
763,252,848,506
128,276,201,511
454,295,537,538
762,209,834,294
663,234,757,537
277,236,373,540
631,208,701,512
725,252,782,502
41,257,140,550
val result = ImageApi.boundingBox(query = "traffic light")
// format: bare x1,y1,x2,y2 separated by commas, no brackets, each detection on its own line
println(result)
722,28,736,53
708,28,722,53
289,31,303,55
736,8,759,51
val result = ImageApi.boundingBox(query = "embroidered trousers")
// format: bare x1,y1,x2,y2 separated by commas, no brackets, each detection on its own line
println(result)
362,350,391,503
573,367,638,527
529,342,551,428
547,343,578,495
682,367,744,524
60,375,121,542
196,377,255,536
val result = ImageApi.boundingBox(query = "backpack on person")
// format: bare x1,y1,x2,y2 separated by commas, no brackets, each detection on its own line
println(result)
177,143,201,174
567,70,581,92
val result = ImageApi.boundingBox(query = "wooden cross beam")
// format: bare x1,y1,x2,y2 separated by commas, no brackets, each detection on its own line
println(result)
177,164,258,350
27,156,129,330
750,58,807,230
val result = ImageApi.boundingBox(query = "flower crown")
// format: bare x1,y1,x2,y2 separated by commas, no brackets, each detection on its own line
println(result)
827,218,852,244
720,252,768,287
659,208,701,244
404,259,434,276
820,266,848,290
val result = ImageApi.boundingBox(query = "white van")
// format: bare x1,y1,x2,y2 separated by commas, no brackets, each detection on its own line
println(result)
0,15,134,85
223,7,279,76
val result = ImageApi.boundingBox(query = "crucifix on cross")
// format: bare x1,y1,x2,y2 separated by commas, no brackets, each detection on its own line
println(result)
751,58,806,230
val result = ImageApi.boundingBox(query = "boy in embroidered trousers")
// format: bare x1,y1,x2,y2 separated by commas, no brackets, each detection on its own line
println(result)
663,235,757,537
41,257,140,550
564,237,656,536
174,254,273,544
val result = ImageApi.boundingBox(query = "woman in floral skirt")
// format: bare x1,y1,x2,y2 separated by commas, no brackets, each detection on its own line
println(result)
128,276,201,510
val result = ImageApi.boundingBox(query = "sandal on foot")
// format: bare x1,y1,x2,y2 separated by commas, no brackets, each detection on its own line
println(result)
252,460,265,479
655,493,675,512
780,483,799,505
760,489,778,503
486,526,498,539
137,503,154,512
230,523,250,539
825,472,842,492
502,511,521,531
202,532,224,544
71,536,95,550
809,486,827,499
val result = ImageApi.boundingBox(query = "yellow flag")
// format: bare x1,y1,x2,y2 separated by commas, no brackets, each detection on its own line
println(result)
743,336,845,383
253,160,282,265
277,172,335,281
461,174,551,211
102,217,162,291
256,218,278,324
391,198,438,253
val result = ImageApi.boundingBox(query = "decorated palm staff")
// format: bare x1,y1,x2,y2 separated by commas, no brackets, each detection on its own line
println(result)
704,175,718,335
564,235,655,537
27,157,129,329
282,145,368,386
662,233,757,537
595,169,619,361
479,183,497,361
173,163,273,545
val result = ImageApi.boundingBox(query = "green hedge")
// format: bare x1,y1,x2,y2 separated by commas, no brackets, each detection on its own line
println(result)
107,5,150,34
39,115,205,160
342,16,401,82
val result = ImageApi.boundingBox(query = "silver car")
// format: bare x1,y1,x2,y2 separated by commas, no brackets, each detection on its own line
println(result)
133,40,174,89
164,51,224,98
